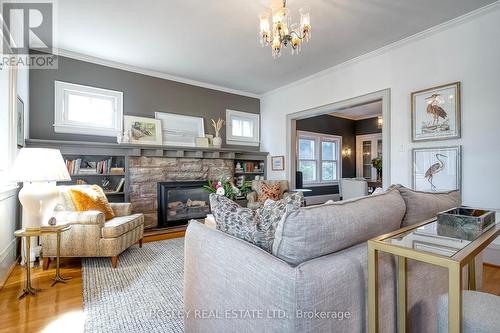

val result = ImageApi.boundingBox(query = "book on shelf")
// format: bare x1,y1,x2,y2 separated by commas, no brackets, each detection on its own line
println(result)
115,178,125,192
105,178,125,194
65,158,82,175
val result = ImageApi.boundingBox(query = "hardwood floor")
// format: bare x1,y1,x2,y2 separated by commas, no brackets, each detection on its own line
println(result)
0,237,498,333
482,263,500,296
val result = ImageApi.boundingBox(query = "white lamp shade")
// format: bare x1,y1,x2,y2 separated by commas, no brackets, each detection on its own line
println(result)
10,148,71,182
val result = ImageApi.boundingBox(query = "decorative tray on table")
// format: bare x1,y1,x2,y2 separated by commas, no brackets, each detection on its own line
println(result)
437,207,496,241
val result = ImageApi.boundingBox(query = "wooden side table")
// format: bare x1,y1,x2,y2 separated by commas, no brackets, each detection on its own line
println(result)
14,224,72,299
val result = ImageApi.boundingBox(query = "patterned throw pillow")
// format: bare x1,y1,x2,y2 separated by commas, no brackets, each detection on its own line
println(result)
257,182,281,202
69,185,115,221
209,193,303,252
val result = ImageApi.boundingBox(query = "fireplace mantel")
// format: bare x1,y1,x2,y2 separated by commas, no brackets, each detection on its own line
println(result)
25,139,268,160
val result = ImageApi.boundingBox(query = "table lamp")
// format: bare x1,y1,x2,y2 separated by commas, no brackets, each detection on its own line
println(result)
10,148,71,230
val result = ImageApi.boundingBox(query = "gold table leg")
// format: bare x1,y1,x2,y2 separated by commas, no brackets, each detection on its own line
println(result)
397,256,407,333
51,231,71,287
448,263,462,333
19,236,42,300
368,243,379,333
467,258,476,291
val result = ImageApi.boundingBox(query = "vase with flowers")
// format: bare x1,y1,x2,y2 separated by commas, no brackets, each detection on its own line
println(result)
211,118,225,148
371,157,382,181
203,178,252,201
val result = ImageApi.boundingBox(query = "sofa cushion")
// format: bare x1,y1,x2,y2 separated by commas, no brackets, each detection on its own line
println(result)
394,185,461,227
209,193,303,252
272,188,406,265
101,213,144,238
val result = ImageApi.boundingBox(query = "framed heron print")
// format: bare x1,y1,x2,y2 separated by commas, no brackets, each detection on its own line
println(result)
412,146,461,192
411,82,461,142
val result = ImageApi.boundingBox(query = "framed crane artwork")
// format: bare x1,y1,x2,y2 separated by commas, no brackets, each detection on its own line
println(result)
411,82,461,142
412,146,461,192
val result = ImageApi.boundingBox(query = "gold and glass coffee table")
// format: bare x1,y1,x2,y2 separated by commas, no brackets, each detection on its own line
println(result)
368,216,500,333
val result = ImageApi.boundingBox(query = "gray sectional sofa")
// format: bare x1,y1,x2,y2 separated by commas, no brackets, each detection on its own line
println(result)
184,186,481,333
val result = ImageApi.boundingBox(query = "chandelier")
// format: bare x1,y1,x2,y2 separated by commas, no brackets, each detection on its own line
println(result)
259,0,311,58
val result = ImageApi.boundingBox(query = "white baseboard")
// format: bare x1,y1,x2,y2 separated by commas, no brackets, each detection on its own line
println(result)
0,238,18,289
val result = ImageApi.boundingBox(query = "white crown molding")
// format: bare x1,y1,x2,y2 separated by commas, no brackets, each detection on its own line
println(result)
53,48,260,99
262,1,500,98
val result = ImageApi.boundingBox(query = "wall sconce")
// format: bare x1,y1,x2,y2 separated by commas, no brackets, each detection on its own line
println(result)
342,147,352,158
377,116,383,129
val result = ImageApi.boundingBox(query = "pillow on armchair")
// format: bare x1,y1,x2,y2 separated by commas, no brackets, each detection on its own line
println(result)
69,185,115,221
257,182,281,201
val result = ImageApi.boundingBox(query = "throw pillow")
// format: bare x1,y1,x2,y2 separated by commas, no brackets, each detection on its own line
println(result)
70,185,115,221
258,182,281,202
394,184,461,227
209,192,303,252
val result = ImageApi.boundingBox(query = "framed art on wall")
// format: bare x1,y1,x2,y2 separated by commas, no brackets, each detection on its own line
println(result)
123,116,163,145
271,156,285,171
411,82,461,142
155,112,205,147
412,146,461,192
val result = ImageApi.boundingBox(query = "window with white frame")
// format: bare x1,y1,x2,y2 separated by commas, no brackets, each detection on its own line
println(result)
226,109,259,146
54,81,123,136
297,131,341,184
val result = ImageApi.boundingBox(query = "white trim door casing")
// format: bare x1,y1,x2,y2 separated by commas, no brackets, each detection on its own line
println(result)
286,89,391,190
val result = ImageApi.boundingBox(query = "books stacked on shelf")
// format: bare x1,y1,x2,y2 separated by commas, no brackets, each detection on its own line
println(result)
65,158,82,175
96,158,113,174
65,158,114,175
78,168,98,175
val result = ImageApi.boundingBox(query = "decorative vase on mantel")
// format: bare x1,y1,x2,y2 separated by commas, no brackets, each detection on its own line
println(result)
212,136,222,149
211,118,225,149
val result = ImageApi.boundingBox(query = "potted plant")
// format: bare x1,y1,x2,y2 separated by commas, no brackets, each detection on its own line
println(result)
372,157,382,181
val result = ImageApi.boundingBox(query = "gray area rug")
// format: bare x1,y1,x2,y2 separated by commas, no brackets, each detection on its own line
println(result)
82,238,184,333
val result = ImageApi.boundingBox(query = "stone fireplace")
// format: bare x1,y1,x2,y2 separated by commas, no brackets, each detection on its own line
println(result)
129,156,234,229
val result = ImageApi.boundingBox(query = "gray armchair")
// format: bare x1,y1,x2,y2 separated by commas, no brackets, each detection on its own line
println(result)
246,180,289,209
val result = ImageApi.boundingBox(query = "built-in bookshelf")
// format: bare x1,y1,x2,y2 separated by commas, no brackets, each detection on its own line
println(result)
234,159,265,186
62,154,127,202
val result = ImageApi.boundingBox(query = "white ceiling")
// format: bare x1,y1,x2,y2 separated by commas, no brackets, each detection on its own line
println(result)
330,100,382,120
54,0,496,95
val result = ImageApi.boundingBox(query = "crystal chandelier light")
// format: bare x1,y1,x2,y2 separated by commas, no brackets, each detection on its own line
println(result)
259,0,311,58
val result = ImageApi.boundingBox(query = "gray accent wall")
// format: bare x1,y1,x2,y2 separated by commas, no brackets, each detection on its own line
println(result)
355,117,382,135
29,55,260,149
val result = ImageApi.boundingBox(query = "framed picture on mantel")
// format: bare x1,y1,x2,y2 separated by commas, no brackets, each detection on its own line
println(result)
155,112,205,147
124,116,163,145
